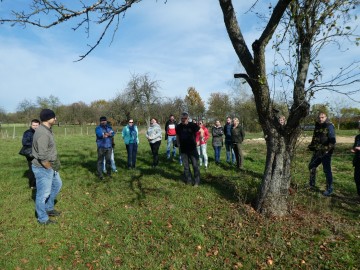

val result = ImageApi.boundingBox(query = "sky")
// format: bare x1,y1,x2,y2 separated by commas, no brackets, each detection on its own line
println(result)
0,0,359,113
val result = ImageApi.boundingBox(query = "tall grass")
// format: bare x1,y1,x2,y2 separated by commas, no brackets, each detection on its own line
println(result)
0,129,359,269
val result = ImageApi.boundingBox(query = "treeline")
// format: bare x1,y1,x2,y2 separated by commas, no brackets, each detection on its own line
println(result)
1,74,359,131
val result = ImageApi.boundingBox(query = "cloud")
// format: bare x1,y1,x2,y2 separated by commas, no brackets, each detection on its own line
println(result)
0,0,358,114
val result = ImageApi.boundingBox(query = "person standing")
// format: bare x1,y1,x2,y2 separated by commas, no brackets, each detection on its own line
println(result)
164,114,177,160
224,116,235,164
308,112,336,196
176,112,202,186
196,121,209,169
32,109,62,225
96,116,115,180
102,121,117,173
21,119,40,189
122,119,139,169
231,117,245,170
350,122,360,198
212,120,224,165
146,118,162,168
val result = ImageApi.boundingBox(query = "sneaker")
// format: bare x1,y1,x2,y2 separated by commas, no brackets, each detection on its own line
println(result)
38,219,57,225
194,184,199,187
205,165,208,170
47,210,61,217
99,176,104,180
113,169,118,173
323,188,333,196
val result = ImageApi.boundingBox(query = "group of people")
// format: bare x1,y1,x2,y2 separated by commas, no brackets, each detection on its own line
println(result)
21,109,360,225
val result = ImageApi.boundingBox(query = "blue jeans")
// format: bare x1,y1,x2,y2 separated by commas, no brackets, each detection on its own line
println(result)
308,152,333,189
181,150,200,185
126,143,138,168
213,146,222,163
32,165,62,223
166,135,177,158
225,141,235,163
196,144,208,167
103,148,116,172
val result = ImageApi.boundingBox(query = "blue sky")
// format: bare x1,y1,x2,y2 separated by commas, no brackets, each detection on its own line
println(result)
0,0,359,113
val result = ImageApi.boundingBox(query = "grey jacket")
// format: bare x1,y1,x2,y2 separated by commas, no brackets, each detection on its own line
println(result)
146,123,162,144
32,124,59,169
212,125,224,147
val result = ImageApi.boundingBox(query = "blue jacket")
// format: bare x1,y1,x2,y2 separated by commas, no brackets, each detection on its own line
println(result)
95,124,115,149
122,125,139,145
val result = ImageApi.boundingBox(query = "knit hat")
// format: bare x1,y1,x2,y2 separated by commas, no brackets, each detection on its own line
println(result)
100,116,107,122
40,109,56,122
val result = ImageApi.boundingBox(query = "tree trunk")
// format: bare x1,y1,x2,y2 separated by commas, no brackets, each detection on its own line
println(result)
256,128,298,216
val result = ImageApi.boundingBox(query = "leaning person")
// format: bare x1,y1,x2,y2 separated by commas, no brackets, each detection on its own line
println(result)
32,109,62,225
21,119,40,189
351,122,360,198
146,118,162,168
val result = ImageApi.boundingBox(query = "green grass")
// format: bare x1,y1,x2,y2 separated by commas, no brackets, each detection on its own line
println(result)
1,131,360,269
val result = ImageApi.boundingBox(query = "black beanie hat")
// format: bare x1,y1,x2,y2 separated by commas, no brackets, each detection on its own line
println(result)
40,109,56,122
100,116,107,122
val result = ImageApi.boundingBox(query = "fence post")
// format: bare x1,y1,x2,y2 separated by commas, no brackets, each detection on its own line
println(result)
13,125,16,139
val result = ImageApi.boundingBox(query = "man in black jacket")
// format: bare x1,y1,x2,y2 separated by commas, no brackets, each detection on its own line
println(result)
308,112,336,196
351,121,360,198
21,119,40,189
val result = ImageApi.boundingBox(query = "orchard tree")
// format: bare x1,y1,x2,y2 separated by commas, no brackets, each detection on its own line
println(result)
16,99,38,123
1,0,359,216
124,73,161,126
184,87,205,121
207,92,233,122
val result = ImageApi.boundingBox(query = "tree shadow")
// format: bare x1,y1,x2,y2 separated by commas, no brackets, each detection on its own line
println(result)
127,170,172,206
201,169,262,205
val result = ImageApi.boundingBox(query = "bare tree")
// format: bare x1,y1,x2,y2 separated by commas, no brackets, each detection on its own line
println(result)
220,0,359,216
124,73,161,126
16,99,38,123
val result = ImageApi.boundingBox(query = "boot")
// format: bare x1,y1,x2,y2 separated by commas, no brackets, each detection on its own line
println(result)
323,184,333,196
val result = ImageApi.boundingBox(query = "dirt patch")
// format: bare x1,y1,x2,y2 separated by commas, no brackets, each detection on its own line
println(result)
245,136,354,144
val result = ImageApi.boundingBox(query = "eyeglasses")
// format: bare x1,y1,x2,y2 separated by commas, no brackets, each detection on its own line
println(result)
181,118,187,120
129,121,134,123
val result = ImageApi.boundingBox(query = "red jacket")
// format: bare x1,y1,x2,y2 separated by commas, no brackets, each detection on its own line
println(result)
196,126,209,146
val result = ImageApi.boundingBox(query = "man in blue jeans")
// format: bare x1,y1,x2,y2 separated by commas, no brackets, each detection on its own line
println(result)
165,114,178,159
308,112,336,196
32,109,62,225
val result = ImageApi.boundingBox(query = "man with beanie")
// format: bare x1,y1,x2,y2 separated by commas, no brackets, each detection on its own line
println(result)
95,116,115,180
32,109,62,225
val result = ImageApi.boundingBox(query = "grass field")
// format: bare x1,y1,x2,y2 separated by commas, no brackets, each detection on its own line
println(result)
1,126,360,269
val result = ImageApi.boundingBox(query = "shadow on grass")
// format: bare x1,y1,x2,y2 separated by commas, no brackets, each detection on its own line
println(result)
202,169,262,205
127,170,172,206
